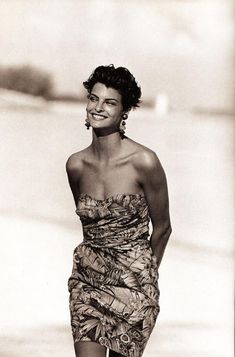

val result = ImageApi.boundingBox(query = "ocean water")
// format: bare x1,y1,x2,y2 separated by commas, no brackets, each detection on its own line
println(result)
0,104,233,356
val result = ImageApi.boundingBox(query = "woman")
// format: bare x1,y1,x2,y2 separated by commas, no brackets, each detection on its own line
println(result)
66,65,172,357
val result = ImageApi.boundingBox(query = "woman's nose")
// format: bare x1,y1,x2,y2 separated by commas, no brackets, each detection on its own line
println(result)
95,100,104,112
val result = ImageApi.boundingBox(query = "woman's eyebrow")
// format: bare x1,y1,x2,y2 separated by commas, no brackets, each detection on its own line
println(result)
106,98,119,102
90,92,119,102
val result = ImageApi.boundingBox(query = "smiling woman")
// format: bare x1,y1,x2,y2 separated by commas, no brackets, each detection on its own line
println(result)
86,83,124,134
66,64,172,357
83,65,141,112
82,65,141,139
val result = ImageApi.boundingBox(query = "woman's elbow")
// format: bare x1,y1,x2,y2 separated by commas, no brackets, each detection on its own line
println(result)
152,222,172,241
163,224,172,242
168,224,172,236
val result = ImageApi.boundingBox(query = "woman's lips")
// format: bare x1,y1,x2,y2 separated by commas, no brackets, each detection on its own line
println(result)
91,113,107,120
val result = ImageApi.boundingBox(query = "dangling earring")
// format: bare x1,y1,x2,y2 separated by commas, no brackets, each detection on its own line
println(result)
85,117,91,130
119,113,128,135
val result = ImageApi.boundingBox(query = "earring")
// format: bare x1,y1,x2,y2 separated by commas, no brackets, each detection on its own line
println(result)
119,120,126,133
85,117,91,130
119,114,128,135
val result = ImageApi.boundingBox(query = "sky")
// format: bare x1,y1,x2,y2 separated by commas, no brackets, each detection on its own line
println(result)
0,0,234,110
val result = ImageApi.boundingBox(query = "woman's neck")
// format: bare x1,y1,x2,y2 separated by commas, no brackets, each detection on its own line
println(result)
91,130,123,163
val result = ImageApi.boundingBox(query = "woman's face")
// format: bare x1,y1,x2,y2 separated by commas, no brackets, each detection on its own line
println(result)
86,82,124,132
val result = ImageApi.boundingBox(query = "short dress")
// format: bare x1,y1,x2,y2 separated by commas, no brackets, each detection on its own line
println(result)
68,193,160,357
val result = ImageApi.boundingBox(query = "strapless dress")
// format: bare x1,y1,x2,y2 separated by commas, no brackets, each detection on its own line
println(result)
68,193,160,357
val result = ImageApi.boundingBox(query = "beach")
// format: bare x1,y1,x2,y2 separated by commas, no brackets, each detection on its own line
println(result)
0,103,233,356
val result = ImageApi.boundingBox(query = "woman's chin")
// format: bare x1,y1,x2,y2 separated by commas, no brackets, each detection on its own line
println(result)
92,127,119,136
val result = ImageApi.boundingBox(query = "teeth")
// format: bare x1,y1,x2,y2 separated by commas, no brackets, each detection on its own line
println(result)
92,114,106,120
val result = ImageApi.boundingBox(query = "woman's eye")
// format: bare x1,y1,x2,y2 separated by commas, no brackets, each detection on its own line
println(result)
106,101,116,106
89,95,97,102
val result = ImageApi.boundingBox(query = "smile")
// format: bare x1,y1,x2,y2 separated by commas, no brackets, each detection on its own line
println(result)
91,113,107,120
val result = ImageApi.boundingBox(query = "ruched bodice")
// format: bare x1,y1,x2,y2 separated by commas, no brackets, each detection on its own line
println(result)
68,193,160,357
76,193,150,247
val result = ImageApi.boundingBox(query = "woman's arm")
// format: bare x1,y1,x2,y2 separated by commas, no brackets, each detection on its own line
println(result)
136,150,172,268
66,154,82,207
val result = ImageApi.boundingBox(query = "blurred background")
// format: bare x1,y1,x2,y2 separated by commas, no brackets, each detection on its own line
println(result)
0,0,234,356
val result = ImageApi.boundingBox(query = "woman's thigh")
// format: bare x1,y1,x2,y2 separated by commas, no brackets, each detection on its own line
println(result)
74,341,107,357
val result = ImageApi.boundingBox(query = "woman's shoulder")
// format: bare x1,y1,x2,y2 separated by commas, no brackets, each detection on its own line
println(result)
66,147,90,174
125,138,164,177
126,138,161,169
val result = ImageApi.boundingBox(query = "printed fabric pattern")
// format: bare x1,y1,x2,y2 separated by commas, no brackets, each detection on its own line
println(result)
68,193,160,357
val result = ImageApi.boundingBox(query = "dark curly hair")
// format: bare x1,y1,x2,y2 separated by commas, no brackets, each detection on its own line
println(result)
83,65,141,112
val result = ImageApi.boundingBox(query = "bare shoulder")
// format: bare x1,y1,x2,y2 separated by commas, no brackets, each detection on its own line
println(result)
66,147,90,177
127,139,164,175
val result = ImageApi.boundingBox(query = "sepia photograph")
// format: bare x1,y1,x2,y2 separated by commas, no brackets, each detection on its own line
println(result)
0,1,234,356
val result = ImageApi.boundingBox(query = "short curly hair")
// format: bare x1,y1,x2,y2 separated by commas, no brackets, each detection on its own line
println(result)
83,64,141,112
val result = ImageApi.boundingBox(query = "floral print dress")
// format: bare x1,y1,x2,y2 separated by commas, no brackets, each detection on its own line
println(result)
68,193,160,357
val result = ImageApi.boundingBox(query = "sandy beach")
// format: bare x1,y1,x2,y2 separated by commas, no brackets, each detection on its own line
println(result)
0,103,233,356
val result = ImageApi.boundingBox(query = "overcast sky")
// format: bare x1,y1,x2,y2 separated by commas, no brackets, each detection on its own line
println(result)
0,0,234,110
